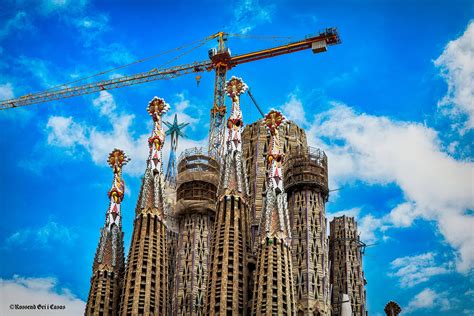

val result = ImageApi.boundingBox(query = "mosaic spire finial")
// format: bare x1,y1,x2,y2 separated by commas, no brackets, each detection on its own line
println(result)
96,148,129,267
260,110,292,242
225,76,248,154
221,76,249,195
86,148,128,315
147,96,170,173
264,110,285,193
105,148,130,231
137,96,171,212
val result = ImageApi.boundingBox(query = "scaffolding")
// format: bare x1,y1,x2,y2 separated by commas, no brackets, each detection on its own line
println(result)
284,146,329,200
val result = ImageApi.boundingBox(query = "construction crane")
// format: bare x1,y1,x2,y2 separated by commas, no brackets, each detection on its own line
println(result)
0,28,341,158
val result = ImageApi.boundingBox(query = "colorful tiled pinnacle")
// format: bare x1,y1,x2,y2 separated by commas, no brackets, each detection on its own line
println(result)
206,76,251,315
86,148,129,316
251,110,296,315
120,97,171,315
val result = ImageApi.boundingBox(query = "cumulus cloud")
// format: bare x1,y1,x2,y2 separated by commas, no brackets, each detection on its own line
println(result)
47,116,88,149
0,275,85,315
434,21,474,133
307,102,474,272
387,202,421,228
280,93,309,127
389,252,453,287
405,288,450,313
46,91,205,176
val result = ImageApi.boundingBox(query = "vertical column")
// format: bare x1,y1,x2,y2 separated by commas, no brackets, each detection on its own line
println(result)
284,148,330,315
329,216,367,316
174,149,219,316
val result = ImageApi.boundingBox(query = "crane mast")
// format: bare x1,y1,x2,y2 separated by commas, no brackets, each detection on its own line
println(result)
0,28,341,160
208,32,232,158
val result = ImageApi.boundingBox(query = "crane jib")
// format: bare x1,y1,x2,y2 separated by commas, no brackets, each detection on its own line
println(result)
0,28,340,110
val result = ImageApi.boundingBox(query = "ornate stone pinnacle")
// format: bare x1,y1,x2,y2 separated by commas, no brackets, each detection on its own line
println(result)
107,148,130,174
384,301,402,316
147,96,170,121
225,76,248,98
264,110,285,135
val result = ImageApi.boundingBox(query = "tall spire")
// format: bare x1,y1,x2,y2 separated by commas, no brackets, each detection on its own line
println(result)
251,110,296,315
164,114,189,186
86,148,129,316
104,149,130,233
221,76,249,195
137,96,170,212
206,76,251,315
120,97,171,315
260,110,292,242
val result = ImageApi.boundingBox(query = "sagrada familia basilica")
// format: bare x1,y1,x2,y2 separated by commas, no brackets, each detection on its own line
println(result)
84,77,369,316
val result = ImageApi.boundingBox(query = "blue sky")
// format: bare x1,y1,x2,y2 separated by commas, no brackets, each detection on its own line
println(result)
0,0,473,315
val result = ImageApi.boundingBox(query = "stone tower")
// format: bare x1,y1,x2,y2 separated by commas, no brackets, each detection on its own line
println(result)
206,77,250,315
242,119,308,251
120,97,170,315
251,110,296,316
173,147,219,315
85,148,128,316
284,147,331,315
329,216,367,316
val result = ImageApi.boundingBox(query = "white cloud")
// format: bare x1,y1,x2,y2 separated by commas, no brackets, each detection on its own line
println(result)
47,116,87,149
280,93,308,127
434,21,474,133
230,0,274,34
0,275,85,315
387,202,421,228
406,288,450,313
357,214,384,244
4,220,77,249
389,252,453,287
92,91,116,117
307,102,474,272
46,92,206,176
0,82,14,100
